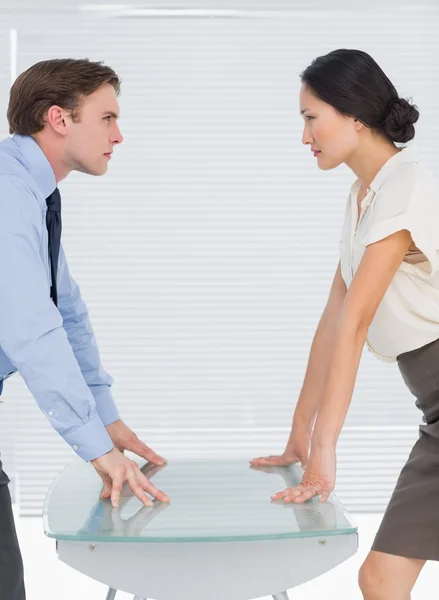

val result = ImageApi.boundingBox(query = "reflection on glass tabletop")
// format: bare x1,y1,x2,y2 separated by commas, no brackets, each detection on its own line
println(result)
43,458,357,543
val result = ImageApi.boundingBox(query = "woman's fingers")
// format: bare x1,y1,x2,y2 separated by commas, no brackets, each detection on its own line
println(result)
250,455,299,467
271,487,294,500
284,485,317,504
319,489,331,503
271,483,327,503
251,455,279,466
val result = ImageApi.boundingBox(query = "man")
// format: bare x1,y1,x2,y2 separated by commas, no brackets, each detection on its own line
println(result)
0,58,170,599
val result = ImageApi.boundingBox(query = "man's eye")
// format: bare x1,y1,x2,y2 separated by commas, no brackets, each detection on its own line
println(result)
104,116,112,122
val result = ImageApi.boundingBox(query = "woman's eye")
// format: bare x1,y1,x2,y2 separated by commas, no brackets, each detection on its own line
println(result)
306,116,315,121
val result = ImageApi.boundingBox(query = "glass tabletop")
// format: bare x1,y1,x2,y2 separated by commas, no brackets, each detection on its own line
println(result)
43,458,357,543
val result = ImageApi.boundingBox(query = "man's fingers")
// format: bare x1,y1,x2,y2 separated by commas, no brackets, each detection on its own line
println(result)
130,439,166,466
136,470,170,503
126,469,154,507
100,480,112,499
140,463,161,479
111,466,125,508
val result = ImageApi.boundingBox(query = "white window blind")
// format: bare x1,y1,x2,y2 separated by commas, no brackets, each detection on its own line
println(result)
1,3,438,514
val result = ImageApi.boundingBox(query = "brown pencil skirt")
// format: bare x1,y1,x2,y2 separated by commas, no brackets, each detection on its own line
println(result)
371,336,439,561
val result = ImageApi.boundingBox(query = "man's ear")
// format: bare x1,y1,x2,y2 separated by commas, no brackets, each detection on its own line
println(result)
45,105,69,136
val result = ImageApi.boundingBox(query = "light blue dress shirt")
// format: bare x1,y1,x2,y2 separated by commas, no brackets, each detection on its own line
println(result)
0,134,119,461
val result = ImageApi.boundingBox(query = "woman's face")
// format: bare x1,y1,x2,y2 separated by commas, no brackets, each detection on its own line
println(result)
299,83,361,170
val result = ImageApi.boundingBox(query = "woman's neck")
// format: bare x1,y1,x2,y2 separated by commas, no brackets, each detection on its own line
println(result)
346,137,401,190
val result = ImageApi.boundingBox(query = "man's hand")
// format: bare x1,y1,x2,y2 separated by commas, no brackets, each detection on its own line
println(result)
90,419,169,508
105,419,167,466
91,447,170,508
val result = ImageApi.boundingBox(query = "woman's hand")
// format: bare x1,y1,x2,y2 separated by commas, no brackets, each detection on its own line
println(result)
270,446,336,504
250,425,310,469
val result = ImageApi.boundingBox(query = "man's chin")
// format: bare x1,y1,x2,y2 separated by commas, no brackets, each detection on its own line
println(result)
79,165,109,177
73,159,109,176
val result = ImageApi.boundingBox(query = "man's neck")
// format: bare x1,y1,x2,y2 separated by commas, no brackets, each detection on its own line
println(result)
32,134,71,184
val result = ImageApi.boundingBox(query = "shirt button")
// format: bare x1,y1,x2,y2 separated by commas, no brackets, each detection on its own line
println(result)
73,445,79,451
48,411,54,417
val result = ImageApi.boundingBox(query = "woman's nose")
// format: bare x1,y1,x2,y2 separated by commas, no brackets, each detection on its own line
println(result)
302,125,314,146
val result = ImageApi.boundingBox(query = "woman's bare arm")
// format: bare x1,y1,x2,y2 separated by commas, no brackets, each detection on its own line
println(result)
312,229,412,450
292,260,348,434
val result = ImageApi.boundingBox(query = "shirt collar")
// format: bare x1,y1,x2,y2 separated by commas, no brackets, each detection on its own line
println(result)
11,134,57,199
368,143,419,193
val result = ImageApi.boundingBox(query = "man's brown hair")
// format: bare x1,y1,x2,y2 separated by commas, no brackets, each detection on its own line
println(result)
7,58,121,135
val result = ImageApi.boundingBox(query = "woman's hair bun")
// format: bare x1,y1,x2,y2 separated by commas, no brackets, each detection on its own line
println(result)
382,97,419,144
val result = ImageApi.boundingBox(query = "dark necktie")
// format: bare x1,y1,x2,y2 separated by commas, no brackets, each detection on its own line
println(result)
45,188,62,306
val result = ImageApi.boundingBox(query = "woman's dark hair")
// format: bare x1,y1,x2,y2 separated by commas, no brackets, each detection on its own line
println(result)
300,49,419,144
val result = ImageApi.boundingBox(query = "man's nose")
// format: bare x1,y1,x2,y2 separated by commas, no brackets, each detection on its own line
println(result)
112,123,124,145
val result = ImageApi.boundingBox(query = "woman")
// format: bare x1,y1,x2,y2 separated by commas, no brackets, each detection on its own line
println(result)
251,48,439,599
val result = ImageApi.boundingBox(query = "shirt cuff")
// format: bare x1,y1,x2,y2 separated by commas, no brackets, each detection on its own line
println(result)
63,413,114,462
90,385,120,427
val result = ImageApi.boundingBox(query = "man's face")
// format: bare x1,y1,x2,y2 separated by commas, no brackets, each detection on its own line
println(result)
65,83,123,176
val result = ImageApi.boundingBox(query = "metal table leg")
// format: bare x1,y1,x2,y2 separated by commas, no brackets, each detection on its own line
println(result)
272,593,289,600
105,589,117,600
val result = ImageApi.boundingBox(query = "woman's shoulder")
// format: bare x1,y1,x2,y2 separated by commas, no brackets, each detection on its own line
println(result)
376,158,438,216
380,152,439,192
413,161,439,192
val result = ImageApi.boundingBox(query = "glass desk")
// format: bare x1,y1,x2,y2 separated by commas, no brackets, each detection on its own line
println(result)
44,458,358,600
